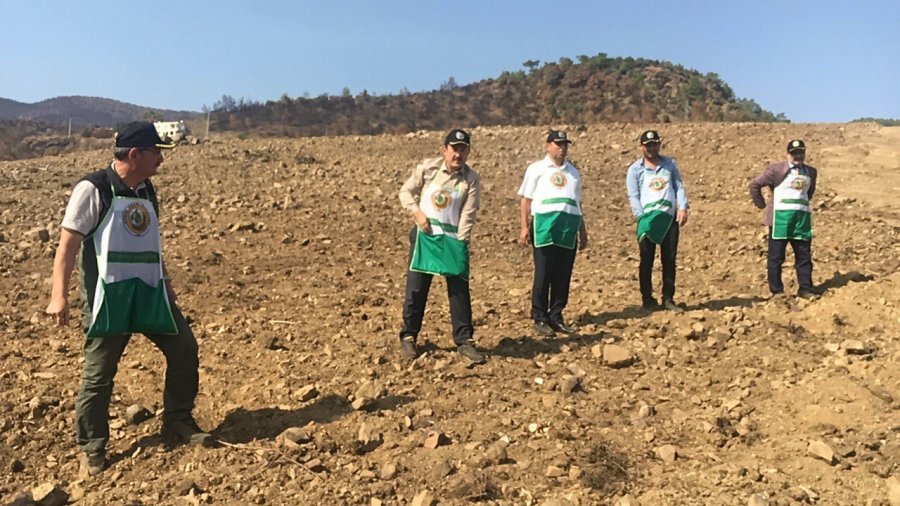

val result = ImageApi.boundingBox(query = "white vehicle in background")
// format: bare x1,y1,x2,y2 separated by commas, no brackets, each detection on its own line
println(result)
153,120,190,143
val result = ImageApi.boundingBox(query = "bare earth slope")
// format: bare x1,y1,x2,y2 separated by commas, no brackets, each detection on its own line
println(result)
0,123,898,505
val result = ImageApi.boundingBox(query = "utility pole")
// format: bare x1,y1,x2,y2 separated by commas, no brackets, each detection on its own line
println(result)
67,117,72,137
205,109,211,139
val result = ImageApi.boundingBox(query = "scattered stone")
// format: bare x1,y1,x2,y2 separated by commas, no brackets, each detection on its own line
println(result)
481,439,508,467
380,462,398,480
615,494,640,506
655,444,678,463
294,384,319,402
423,430,450,449
887,476,900,506
560,375,581,395
306,458,326,472
841,339,870,355
429,459,454,481
747,493,769,506
356,422,383,453
603,345,635,368
807,440,835,465
256,335,279,350
27,397,58,418
10,458,25,473
278,427,312,448
125,404,153,425
411,489,435,506
31,483,68,506
174,478,199,496
545,465,565,477
352,381,385,410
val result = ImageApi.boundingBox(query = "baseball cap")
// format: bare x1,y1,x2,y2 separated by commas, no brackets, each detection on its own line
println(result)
115,121,176,149
444,129,471,146
787,139,806,153
546,130,572,144
640,130,661,144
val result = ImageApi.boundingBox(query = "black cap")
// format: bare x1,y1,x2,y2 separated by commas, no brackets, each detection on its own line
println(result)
546,130,572,144
787,139,806,153
444,128,471,146
640,130,661,144
115,121,175,149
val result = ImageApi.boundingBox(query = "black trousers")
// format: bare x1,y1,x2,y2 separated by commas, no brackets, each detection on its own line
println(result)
638,222,679,303
400,227,473,346
531,244,577,323
767,228,813,294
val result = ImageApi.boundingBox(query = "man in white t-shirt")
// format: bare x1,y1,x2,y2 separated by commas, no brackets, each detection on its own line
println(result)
517,130,588,337
46,122,211,478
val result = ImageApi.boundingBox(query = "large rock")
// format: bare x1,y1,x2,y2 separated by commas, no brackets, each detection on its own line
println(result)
31,483,69,506
807,440,835,465
603,345,635,368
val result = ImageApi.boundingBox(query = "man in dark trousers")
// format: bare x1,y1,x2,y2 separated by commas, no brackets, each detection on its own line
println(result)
749,139,818,299
626,130,689,312
398,129,485,364
518,130,588,336
46,122,211,479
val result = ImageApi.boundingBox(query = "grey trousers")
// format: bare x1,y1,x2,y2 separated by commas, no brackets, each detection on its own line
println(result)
75,305,199,453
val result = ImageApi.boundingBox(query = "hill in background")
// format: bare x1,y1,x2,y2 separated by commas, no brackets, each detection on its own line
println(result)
212,53,786,136
0,96,196,127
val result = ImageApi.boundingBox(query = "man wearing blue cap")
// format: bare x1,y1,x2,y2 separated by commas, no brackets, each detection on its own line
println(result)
46,121,211,478
626,130,689,312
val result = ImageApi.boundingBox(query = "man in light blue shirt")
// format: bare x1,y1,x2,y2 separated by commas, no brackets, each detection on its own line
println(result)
625,130,689,312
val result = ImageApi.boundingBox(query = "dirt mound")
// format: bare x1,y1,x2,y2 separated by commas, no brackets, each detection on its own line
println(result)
1,122,897,505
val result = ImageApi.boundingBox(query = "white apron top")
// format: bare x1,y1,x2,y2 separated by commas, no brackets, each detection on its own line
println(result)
87,187,176,337
772,167,812,240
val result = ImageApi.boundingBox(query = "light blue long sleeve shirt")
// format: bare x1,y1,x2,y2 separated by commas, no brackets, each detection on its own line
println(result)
626,156,689,218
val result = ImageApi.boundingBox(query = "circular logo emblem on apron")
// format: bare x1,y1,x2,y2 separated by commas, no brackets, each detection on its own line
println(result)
431,190,452,210
791,177,807,190
123,202,151,236
649,176,667,191
551,172,567,188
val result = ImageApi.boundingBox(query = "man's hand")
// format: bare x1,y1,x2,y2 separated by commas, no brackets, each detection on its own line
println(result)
45,296,69,326
165,279,177,304
414,210,432,233
578,232,589,251
518,226,531,248
676,209,689,227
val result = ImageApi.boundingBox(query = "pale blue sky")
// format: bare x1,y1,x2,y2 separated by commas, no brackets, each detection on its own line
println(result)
1,0,897,122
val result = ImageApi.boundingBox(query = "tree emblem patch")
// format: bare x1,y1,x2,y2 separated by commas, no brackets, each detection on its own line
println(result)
791,177,807,190
431,190,452,210
123,202,151,236
551,172,567,188
649,176,667,191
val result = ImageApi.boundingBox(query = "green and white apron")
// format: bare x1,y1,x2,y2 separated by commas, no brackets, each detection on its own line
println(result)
636,168,675,244
531,167,582,249
772,168,812,240
409,182,469,279
86,187,177,338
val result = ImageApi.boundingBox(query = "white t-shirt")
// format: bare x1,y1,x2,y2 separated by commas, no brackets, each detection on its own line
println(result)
61,165,149,236
517,155,582,211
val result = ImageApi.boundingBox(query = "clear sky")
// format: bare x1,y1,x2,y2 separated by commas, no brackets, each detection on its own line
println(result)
1,0,897,123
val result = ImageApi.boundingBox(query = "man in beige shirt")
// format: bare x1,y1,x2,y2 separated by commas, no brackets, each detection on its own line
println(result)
398,129,485,364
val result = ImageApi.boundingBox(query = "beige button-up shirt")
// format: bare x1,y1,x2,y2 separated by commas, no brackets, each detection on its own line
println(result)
399,156,481,241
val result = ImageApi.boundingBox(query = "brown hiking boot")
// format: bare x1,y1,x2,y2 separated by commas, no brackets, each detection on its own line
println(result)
79,451,107,478
161,418,214,447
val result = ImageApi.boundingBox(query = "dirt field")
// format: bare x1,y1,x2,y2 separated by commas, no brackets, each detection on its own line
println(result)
1,122,898,505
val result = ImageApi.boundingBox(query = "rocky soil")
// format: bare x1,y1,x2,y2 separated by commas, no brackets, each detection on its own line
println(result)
1,122,898,505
